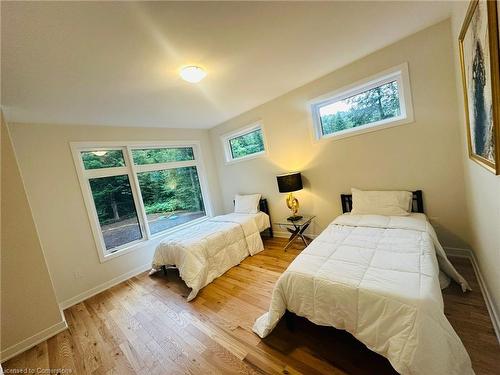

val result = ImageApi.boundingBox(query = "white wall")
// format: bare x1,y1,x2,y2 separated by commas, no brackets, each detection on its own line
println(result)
451,1,500,318
7,123,222,306
1,112,65,361
209,20,470,249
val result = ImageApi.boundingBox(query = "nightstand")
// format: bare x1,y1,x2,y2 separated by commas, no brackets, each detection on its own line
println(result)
274,215,315,250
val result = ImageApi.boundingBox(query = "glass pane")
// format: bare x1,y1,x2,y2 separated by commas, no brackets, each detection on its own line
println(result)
229,129,265,159
137,166,205,235
319,81,401,136
89,175,142,251
81,150,125,170
132,147,194,165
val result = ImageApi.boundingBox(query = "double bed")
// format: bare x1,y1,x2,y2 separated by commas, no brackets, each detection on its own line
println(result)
253,191,474,375
151,198,271,301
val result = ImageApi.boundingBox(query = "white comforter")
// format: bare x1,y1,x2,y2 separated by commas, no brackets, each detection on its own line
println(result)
152,212,269,301
253,213,473,375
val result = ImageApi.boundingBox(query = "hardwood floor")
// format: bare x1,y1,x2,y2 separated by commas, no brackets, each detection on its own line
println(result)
3,237,499,374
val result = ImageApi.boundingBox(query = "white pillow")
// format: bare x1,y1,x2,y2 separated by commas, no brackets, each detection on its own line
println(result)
350,188,412,216
234,194,261,214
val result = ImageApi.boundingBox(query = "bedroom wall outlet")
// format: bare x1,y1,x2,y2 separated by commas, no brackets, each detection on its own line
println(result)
73,270,83,279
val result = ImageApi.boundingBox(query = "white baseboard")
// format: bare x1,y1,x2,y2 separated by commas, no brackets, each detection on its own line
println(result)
1,264,151,363
444,247,500,344
0,320,68,363
273,231,289,239
59,263,150,310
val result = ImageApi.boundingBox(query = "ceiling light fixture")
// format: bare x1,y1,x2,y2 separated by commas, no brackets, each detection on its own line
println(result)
180,66,207,83
92,151,108,156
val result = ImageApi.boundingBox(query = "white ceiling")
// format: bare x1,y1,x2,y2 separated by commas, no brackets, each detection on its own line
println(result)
1,1,454,129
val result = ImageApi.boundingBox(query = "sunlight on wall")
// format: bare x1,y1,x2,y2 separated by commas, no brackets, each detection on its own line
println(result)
266,143,332,229
269,144,322,173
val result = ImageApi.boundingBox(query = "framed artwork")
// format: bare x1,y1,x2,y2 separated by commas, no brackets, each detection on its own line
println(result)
459,0,500,174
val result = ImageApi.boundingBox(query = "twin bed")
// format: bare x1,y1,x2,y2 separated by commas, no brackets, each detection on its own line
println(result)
150,190,474,375
151,198,271,301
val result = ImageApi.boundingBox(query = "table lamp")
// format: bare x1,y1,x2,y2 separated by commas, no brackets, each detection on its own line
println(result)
276,172,303,221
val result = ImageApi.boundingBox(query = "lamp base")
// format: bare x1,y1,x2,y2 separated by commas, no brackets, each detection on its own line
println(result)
287,215,303,222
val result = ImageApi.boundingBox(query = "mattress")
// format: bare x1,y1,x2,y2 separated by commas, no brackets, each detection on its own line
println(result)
253,213,473,375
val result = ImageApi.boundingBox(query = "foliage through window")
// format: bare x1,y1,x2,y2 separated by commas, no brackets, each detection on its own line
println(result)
311,64,413,140
132,147,194,165
222,124,266,162
89,175,142,250
73,144,208,260
81,150,125,170
319,81,401,135
137,167,205,235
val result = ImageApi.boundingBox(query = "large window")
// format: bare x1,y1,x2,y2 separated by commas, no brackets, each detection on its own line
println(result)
137,167,205,235
221,123,267,163
88,174,142,250
310,63,414,140
72,142,210,261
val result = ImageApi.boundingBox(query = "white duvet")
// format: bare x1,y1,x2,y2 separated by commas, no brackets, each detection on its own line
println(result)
253,213,473,375
152,212,269,301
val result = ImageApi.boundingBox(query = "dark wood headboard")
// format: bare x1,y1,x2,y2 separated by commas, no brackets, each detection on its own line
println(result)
259,198,270,216
340,190,424,214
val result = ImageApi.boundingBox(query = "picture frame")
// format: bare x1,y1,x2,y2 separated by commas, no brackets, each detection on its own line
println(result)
459,0,500,174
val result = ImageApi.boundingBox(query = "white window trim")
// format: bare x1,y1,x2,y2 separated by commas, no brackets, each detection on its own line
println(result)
309,62,414,142
70,140,214,263
220,122,268,164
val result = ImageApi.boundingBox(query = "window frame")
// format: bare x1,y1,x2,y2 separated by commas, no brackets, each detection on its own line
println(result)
71,140,213,262
221,122,268,164
309,63,414,141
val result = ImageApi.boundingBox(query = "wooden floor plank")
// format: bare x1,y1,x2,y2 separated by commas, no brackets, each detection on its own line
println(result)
3,237,499,374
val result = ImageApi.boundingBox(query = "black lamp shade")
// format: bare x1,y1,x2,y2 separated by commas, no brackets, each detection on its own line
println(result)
277,172,303,193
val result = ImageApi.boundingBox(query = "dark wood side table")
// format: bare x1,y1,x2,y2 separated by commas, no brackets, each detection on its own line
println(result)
274,215,315,250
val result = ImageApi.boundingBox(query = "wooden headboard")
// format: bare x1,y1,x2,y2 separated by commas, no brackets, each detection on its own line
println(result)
340,190,424,214
258,198,270,216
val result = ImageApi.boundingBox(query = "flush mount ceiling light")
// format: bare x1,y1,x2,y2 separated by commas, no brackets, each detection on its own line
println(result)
180,66,207,83
92,151,108,156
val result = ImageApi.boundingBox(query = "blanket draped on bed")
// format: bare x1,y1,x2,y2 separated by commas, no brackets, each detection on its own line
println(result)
253,214,473,375
152,213,264,301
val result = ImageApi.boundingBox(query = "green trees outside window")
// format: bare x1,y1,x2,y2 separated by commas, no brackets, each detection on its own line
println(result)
132,147,194,165
78,146,206,253
81,150,125,169
229,129,265,159
137,167,205,234
319,81,401,136
89,175,142,250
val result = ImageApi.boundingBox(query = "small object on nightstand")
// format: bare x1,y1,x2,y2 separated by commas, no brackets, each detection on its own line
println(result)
276,172,303,221
274,215,315,251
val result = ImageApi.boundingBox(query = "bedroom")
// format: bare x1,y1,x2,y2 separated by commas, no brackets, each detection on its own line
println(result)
1,1,499,374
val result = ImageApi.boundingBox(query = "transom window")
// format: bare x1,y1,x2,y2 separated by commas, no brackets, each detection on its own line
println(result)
221,123,267,163
71,142,210,261
310,63,414,140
